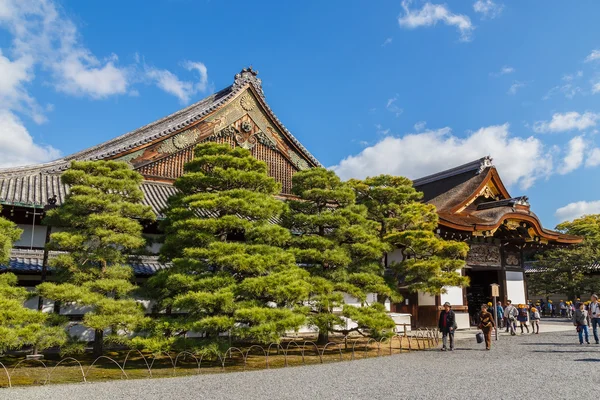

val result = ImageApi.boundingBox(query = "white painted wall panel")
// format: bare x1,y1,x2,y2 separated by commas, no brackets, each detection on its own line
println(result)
441,286,464,306
418,291,436,306
14,224,47,248
506,271,526,305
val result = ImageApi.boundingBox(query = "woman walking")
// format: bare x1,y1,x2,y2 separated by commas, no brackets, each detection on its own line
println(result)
574,302,590,345
478,303,495,350
517,304,530,334
530,306,540,334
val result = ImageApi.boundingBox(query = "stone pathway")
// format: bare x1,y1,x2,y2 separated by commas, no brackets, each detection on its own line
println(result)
8,320,600,400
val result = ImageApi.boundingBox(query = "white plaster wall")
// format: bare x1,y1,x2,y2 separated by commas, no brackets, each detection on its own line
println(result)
455,313,470,330
418,291,436,306
506,271,526,305
60,303,94,315
441,286,464,306
144,234,163,255
14,224,47,248
386,248,405,266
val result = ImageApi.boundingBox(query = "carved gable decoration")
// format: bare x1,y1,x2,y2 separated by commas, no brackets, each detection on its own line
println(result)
205,90,311,171
466,244,501,267
111,89,312,193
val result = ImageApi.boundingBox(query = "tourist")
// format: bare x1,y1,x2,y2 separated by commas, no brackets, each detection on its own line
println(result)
504,300,518,336
567,301,574,319
496,301,504,329
530,306,540,334
478,303,495,350
517,304,530,334
574,302,590,345
589,295,600,344
548,300,555,317
438,301,456,351
560,300,567,318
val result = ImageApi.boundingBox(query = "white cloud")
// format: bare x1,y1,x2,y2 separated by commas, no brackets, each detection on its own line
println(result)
386,95,403,117
145,61,209,104
490,65,514,77
0,0,210,102
507,81,525,95
473,0,504,19
585,49,600,63
586,148,600,168
398,0,474,42
556,200,600,222
414,121,427,131
331,123,553,190
0,0,211,168
558,136,585,175
375,124,391,136
533,111,599,133
0,110,60,167
543,84,582,100
543,71,583,100
0,0,131,99
593,81,600,94
382,37,393,47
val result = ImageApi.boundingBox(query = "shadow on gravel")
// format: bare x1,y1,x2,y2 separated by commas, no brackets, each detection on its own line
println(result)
529,350,594,354
574,358,600,362
518,343,581,346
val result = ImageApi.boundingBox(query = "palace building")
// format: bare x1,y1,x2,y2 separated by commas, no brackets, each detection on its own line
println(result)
0,67,581,328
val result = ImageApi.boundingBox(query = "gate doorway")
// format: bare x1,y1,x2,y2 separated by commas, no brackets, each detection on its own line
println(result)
466,269,503,326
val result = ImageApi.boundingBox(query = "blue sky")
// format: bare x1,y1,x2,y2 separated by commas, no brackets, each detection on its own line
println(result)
1,0,600,228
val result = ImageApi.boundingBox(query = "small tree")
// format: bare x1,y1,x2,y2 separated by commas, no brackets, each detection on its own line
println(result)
529,214,600,299
145,143,310,348
0,205,22,264
0,273,67,354
283,168,395,342
351,175,469,296
38,161,155,356
0,212,66,353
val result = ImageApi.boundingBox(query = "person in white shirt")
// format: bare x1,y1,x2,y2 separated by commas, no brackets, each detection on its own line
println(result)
589,294,600,344
504,300,518,336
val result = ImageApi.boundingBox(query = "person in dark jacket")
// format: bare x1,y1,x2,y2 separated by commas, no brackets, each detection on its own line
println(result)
438,302,456,351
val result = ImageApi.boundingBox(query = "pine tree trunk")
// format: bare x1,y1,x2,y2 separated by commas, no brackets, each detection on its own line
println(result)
317,331,329,344
93,329,104,357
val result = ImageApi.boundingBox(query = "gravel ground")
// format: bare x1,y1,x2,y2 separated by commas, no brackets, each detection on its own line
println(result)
7,325,600,400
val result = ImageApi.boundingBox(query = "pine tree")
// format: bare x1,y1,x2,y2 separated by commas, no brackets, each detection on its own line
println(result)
145,143,310,348
283,168,395,342
350,175,469,296
38,160,155,357
0,273,67,354
0,205,21,264
528,215,600,299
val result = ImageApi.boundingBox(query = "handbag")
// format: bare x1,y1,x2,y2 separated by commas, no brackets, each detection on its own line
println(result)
476,331,484,344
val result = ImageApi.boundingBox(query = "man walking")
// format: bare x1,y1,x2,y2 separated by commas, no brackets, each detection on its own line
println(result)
438,302,456,351
589,294,600,344
504,300,518,336
496,301,504,329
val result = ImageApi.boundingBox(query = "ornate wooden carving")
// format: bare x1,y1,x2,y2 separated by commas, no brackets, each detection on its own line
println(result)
504,252,521,267
466,244,501,267
114,89,312,194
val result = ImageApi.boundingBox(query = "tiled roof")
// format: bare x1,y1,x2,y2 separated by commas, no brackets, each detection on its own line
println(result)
1,249,169,276
0,67,321,211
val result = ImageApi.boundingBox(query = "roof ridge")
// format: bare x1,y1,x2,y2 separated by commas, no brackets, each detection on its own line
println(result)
0,66,322,175
413,156,493,187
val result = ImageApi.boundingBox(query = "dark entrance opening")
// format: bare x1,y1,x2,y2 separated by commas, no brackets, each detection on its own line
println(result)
466,269,502,326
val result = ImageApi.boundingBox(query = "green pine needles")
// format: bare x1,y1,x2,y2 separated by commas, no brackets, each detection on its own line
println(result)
142,143,311,348
38,161,155,356
0,144,474,356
